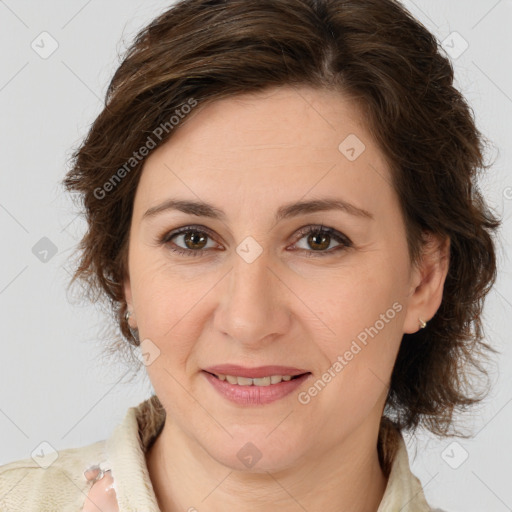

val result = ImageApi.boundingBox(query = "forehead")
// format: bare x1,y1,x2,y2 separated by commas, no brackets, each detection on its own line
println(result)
135,85,394,216
157,85,373,156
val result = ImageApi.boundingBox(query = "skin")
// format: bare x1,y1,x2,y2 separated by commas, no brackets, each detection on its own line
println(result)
83,468,118,512
123,85,450,512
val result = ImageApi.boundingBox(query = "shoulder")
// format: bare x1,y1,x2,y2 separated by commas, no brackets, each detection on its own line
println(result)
0,397,165,512
0,439,106,512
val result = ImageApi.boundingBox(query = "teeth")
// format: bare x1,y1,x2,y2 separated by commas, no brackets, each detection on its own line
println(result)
215,374,296,386
237,376,253,386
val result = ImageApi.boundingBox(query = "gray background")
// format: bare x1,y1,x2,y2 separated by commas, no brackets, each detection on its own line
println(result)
0,1,511,511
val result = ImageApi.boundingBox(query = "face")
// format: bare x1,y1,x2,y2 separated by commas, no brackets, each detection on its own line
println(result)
123,85,428,472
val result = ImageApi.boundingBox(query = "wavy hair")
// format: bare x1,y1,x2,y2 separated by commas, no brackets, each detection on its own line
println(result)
62,0,501,437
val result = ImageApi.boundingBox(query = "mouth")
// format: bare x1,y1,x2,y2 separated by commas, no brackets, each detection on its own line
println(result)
201,367,312,406
203,371,310,386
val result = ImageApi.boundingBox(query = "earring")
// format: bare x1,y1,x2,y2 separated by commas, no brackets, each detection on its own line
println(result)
124,309,140,346
419,318,427,329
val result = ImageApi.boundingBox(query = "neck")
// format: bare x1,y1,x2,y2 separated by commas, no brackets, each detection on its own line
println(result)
146,415,388,512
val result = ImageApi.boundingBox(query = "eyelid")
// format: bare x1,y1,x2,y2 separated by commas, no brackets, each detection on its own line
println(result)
159,224,219,244
291,224,352,245
288,225,353,257
158,223,353,257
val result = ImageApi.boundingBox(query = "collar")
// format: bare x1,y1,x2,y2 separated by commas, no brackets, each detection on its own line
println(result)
102,396,432,511
376,416,432,511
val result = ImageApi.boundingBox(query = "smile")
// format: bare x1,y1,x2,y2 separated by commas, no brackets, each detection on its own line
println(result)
207,372,302,386
202,370,312,405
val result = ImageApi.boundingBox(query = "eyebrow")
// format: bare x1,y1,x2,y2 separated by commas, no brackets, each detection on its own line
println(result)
142,197,374,223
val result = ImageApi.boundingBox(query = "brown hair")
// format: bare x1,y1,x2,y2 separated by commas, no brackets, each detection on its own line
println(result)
62,0,501,437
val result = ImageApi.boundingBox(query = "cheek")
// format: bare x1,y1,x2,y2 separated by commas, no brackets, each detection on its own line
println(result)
131,247,196,327
294,255,405,403
295,257,404,345
129,256,200,359
131,229,408,368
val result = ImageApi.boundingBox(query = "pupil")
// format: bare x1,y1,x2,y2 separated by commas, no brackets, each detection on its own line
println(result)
309,232,329,250
185,231,207,249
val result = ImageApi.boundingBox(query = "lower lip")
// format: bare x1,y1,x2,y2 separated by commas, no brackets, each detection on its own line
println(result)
202,371,311,405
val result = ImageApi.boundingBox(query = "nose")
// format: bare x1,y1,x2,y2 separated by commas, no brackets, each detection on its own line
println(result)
213,243,292,348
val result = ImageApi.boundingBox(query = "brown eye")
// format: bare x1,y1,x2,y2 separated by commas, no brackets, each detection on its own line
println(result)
159,225,218,258
182,230,208,250
306,231,331,251
292,225,352,257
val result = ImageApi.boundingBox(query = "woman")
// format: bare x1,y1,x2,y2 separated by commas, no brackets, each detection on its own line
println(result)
0,0,500,510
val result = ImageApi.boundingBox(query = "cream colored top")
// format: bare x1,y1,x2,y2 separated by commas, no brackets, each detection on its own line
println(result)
0,396,445,511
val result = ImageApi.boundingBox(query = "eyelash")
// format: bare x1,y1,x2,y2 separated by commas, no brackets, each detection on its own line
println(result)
157,224,353,259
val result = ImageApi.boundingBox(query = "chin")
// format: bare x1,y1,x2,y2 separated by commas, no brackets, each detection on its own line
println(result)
203,431,305,474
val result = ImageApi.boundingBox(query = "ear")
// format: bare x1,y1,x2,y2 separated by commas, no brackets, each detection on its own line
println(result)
403,232,450,334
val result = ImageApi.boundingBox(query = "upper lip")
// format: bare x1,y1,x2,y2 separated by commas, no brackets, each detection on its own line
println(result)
203,365,310,379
